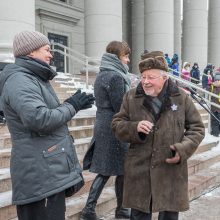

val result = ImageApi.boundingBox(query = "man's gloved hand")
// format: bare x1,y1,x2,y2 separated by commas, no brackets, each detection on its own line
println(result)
64,89,95,113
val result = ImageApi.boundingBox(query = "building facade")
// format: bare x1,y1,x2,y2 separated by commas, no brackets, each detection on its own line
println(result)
0,0,219,74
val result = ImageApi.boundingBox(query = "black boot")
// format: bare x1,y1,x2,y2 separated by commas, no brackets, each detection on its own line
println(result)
115,175,130,219
80,174,109,220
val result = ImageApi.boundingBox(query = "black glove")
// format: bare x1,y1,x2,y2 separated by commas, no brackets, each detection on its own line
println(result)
64,89,95,112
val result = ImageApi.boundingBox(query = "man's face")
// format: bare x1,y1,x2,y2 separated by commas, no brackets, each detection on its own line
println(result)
29,45,53,65
141,69,167,97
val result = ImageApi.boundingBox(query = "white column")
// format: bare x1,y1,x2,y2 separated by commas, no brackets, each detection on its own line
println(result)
0,0,35,62
122,0,131,43
182,0,208,70
208,0,220,67
174,0,182,64
85,0,122,58
131,0,145,74
144,0,174,55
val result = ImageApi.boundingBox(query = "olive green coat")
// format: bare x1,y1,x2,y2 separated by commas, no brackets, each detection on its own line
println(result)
112,79,205,213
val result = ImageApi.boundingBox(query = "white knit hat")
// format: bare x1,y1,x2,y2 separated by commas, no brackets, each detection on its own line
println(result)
13,30,50,57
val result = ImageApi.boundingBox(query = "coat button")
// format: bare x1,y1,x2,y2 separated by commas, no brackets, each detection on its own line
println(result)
151,165,154,168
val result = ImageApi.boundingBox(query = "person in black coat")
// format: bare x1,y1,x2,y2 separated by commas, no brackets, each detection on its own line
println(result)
80,41,131,220
190,62,200,88
202,64,213,89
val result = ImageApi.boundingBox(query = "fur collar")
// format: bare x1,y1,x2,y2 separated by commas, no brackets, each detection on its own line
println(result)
135,78,180,119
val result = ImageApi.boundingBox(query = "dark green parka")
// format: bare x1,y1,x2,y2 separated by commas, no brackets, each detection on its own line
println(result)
0,57,83,205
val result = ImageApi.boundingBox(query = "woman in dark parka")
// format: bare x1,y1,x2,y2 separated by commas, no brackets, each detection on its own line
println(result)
80,41,131,220
0,30,94,220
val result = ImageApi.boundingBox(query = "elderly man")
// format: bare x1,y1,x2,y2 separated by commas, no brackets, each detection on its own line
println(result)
112,51,205,220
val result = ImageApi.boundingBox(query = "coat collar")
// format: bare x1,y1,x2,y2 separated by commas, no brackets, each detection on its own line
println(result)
15,56,57,82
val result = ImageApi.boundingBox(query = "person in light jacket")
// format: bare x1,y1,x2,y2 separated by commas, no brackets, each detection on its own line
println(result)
112,51,205,220
0,30,95,220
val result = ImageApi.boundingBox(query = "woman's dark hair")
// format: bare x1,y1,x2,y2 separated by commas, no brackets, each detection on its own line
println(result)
106,41,131,59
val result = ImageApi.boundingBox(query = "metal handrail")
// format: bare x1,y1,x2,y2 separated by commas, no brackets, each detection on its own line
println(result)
51,42,100,62
168,69,220,106
51,42,220,112
51,47,100,89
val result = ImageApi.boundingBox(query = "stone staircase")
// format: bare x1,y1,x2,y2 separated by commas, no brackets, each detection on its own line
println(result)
0,79,219,220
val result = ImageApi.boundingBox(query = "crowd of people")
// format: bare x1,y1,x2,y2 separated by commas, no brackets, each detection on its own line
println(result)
165,53,220,137
0,30,219,220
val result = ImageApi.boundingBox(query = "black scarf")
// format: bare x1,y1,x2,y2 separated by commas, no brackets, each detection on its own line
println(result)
15,56,57,82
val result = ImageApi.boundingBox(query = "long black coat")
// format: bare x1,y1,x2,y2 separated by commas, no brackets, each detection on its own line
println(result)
88,54,130,176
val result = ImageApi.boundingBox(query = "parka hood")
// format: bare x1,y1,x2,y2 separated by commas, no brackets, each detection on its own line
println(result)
0,63,19,95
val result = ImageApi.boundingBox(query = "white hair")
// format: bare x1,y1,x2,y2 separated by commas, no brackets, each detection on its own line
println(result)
160,70,169,79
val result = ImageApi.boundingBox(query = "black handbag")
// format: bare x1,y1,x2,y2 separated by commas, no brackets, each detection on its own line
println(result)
65,173,85,197
83,137,95,170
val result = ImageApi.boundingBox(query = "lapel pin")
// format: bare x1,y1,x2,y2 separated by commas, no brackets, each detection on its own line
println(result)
171,104,178,111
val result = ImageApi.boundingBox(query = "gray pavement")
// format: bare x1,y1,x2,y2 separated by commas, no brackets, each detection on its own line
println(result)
104,186,220,220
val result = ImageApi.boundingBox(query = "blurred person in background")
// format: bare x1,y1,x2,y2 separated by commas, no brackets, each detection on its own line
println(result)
190,62,200,86
210,73,220,137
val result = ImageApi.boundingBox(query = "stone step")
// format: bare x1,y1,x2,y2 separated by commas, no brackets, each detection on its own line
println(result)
56,92,72,100
188,161,220,201
195,139,219,154
51,81,76,92
68,115,95,127
0,168,10,193
203,119,208,128
0,125,8,135
0,177,115,220
66,186,116,220
53,86,75,93
0,114,96,135
0,138,218,195
195,104,208,115
0,191,15,220
0,135,11,149
104,161,220,220
188,143,220,176
69,125,94,139
200,113,209,121
0,149,10,169
0,124,94,149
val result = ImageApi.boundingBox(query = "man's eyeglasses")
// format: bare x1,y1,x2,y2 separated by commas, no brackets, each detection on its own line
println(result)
141,75,162,81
